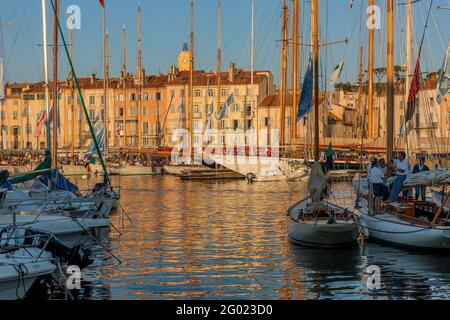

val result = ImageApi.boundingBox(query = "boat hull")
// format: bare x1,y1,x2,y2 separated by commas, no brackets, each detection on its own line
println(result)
286,198,359,248
357,205,450,250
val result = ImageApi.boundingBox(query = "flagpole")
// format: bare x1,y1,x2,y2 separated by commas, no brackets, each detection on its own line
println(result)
52,0,59,168
41,0,51,152
102,0,109,154
313,0,319,161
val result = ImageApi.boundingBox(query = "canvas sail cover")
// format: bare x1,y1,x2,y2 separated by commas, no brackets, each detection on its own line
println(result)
8,149,52,184
297,57,313,121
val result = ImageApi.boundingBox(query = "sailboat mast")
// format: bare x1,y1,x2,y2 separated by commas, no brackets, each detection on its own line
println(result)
312,0,319,161
279,0,288,150
103,1,108,153
137,5,142,151
404,0,413,157
217,0,221,131
368,0,375,138
70,18,75,162
357,46,363,138
52,0,59,167
189,0,194,152
252,0,258,149
386,0,395,162
122,22,127,149
291,0,299,143
41,0,51,151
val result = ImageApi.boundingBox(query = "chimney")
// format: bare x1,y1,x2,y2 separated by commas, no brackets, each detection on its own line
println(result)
90,73,96,84
168,65,179,81
228,62,236,82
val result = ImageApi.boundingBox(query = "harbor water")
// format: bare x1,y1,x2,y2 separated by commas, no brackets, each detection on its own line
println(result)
46,176,450,300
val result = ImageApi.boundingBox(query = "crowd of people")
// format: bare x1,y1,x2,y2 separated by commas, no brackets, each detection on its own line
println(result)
367,151,430,213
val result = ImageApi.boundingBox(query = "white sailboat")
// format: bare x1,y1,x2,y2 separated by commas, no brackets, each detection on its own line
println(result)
354,0,450,250
286,0,359,248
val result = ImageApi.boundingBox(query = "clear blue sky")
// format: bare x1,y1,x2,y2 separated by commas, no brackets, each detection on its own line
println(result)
1,0,449,86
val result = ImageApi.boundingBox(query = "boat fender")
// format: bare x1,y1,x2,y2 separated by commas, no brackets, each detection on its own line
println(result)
246,173,256,183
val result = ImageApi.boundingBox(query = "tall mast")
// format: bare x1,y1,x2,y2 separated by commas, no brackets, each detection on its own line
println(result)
70,17,75,162
279,0,288,149
357,46,363,138
386,0,395,162
137,5,142,151
52,0,59,167
252,0,258,148
105,30,109,150
41,0,51,151
312,0,319,161
404,0,413,157
291,0,299,144
189,0,194,152
216,0,221,131
102,1,108,152
367,0,375,138
121,22,127,149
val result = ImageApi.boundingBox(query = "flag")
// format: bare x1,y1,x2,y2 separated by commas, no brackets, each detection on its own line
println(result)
34,108,46,138
297,58,313,121
116,122,121,136
84,121,106,161
216,92,234,120
405,53,422,124
98,0,105,8
435,42,450,106
330,59,345,86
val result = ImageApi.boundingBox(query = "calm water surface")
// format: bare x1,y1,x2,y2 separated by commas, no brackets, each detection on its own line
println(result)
49,176,450,300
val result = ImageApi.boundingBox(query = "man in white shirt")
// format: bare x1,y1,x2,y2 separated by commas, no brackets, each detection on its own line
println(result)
389,151,410,202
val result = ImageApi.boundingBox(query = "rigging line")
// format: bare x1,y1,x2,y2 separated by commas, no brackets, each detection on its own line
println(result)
5,0,29,71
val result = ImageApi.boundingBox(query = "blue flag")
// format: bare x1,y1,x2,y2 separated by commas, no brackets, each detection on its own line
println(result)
297,58,313,121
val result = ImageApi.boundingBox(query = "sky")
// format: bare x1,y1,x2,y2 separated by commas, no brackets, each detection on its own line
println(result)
1,0,449,87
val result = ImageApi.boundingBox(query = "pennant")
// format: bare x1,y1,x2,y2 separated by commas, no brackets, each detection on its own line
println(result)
98,0,105,8
405,53,421,124
297,58,313,121
435,42,450,106
216,92,234,121
34,108,47,138
330,59,345,86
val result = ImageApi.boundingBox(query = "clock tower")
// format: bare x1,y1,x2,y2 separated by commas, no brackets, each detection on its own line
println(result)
178,43,191,72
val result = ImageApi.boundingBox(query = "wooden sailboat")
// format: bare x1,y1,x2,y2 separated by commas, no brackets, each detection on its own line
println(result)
355,0,450,250
286,0,359,248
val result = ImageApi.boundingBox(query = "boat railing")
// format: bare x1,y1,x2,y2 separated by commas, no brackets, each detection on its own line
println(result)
0,226,55,262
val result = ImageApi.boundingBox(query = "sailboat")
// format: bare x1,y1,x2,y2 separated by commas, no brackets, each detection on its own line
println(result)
286,0,359,248
354,0,450,250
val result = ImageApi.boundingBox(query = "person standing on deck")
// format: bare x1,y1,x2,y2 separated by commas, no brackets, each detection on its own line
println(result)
412,156,430,201
370,158,387,213
389,151,410,202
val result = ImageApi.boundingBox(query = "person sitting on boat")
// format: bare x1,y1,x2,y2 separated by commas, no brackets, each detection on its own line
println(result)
389,151,410,202
412,156,430,201
370,158,387,213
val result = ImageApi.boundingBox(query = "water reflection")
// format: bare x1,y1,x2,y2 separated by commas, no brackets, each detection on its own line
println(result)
46,176,450,300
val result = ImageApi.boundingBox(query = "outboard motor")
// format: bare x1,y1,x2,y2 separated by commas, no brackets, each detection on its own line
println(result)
246,172,256,183
23,229,94,269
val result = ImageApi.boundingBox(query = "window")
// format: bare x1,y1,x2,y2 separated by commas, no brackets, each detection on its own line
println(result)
233,104,239,112
245,105,252,117
26,124,32,134
37,94,45,100
208,89,214,97
1,111,5,120
13,100,18,106
130,107,137,116
129,93,136,101
194,90,201,97
246,119,252,129
156,92,162,101
221,89,227,97
264,117,271,127
143,93,149,101
23,94,35,101
89,96,95,105
13,111,18,120
143,107,148,116
220,120,226,130
143,138,151,146
193,105,200,114
118,108,124,117
89,109,95,120
194,135,200,144
143,122,149,134
194,120,200,131
232,120,239,130
170,89,175,98
119,94,125,102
